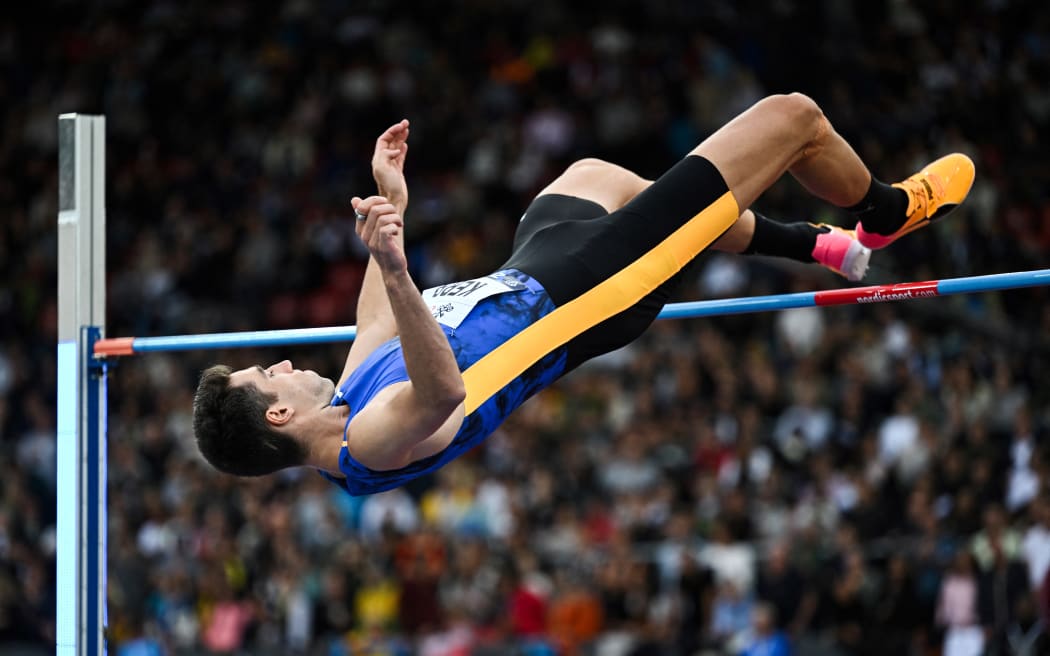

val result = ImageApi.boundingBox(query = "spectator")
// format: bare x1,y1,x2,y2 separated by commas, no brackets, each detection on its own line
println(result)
709,580,753,649
755,541,815,637
738,602,791,656
505,563,550,641
600,426,661,496
877,396,920,467
869,554,921,653
546,572,603,654
1005,594,1048,656
1022,495,1050,592
773,379,833,458
971,503,1022,572
199,572,255,654
359,488,421,541
937,550,984,656
828,548,871,654
700,520,756,594
978,541,1031,655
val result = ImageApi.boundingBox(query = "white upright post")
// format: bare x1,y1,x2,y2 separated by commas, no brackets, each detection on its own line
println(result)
57,113,107,656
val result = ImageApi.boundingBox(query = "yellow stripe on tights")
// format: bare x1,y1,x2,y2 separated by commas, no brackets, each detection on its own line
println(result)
461,191,739,415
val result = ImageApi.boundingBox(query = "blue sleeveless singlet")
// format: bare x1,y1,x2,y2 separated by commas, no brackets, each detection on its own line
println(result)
320,269,567,495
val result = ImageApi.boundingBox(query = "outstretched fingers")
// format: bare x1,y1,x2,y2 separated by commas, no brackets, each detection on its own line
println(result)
373,119,411,181
377,119,410,149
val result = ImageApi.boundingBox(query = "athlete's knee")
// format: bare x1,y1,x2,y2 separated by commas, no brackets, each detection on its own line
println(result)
758,93,829,154
761,93,824,131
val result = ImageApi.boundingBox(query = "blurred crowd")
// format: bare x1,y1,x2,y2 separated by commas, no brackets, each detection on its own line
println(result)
3,0,1050,654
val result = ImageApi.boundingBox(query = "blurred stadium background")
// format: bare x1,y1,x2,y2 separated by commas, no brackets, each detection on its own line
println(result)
2,1,1049,654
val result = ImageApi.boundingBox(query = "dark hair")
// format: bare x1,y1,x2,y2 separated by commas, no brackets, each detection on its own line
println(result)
192,364,307,476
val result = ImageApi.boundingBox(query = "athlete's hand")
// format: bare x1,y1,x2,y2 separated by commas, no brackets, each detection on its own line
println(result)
372,119,410,209
352,195,407,274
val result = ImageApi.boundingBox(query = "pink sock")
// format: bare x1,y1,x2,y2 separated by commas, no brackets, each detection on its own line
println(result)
855,223,896,249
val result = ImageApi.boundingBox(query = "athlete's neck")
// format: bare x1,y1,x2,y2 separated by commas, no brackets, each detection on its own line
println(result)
299,404,350,475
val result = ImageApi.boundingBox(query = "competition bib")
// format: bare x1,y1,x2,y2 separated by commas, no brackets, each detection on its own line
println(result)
421,272,527,328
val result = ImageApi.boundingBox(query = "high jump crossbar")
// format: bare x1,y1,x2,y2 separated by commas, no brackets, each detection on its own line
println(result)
94,268,1050,357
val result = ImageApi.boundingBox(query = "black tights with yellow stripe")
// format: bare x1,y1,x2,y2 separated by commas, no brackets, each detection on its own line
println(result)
501,155,734,372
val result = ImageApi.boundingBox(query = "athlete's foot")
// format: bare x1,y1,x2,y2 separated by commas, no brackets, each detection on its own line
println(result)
812,224,871,281
856,153,976,249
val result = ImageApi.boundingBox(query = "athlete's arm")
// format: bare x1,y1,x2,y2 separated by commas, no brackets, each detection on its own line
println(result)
340,120,412,384
345,200,466,469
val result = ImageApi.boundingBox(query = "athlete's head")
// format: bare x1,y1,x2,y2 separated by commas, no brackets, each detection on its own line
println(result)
192,360,334,476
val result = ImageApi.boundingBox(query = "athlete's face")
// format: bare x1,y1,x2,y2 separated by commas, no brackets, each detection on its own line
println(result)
228,360,335,426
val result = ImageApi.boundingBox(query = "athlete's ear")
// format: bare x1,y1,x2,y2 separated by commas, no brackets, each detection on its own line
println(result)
265,405,294,427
